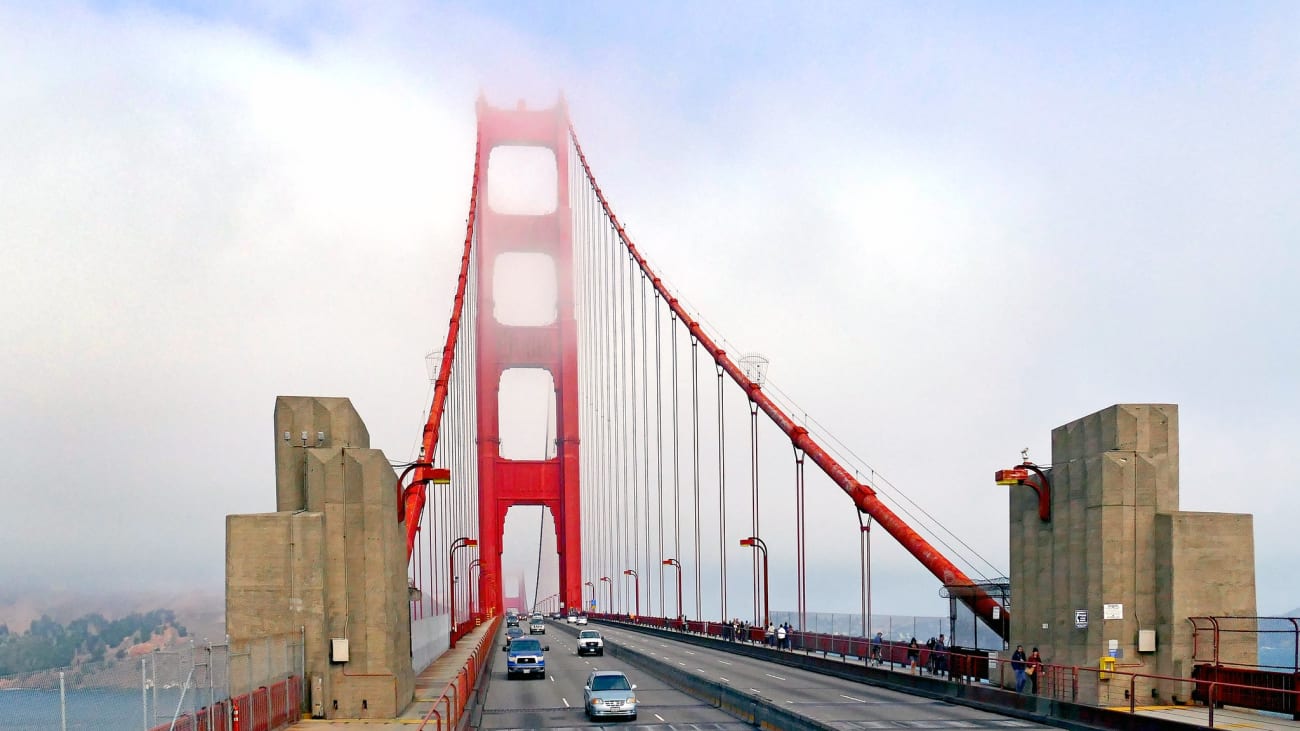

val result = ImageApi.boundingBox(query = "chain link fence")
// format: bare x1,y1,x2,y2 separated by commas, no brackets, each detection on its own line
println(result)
0,634,302,731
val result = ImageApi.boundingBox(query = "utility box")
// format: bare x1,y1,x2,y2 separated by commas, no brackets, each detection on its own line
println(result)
311,676,325,718
330,638,350,663
1138,629,1157,652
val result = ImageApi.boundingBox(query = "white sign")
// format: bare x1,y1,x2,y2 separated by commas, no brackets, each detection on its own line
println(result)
1075,609,1089,629
992,606,1001,620
1103,603,1123,620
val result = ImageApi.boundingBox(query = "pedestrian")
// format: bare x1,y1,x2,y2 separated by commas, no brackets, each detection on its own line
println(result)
933,634,947,676
925,637,937,674
1028,647,1043,694
783,623,793,649
776,623,787,649
766,622,775,646
870,631,883,666
907,637,920,674
1011,644,1027,692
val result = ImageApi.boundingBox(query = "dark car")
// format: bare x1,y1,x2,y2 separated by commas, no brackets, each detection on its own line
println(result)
504,626,524,646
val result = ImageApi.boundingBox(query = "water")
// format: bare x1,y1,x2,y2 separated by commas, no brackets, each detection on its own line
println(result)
0,688,189,731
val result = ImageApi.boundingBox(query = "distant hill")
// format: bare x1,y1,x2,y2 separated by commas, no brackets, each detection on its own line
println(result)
0,588,224,645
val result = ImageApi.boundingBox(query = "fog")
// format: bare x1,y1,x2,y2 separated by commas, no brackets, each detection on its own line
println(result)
2,2,1297,618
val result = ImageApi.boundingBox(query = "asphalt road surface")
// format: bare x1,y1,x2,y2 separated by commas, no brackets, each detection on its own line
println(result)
476,618,1054,730
593,623,1052,730
476,620,748,729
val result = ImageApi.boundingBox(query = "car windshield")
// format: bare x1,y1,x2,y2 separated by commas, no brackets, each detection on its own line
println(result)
510,639,541,652
579,630,599,638
507,628,522,636
591,674,630,691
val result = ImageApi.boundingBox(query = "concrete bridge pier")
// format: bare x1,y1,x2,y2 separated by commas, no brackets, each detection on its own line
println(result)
1009,403,1256,705
226,396,414,720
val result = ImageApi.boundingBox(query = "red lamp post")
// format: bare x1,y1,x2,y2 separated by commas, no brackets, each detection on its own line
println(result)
468,558,482,617
739,537,769,627
623,569,640,617
599,576,613,614
662,559,683,620
448,537,477,647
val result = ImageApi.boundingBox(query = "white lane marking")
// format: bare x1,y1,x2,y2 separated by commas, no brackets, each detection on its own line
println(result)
660,643,669,647
549,675,556,682
765,673,786,681
719,676,730,683
749,688,762,694
562,698,570,707
718,659,732,665
696,668,705,672
654,714,665,722
678,661,687,666
685,650,696,655
840,694,866,703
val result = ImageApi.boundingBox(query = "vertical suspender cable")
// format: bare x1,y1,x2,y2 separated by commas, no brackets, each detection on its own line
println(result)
624,253,634,611
716,362,727,623
794,447,807,631
671,312,681,608
600,216,612,607
690,337,702,620
640,273,651,614
750,400,760,624
616,236,628,613
654,291,664,616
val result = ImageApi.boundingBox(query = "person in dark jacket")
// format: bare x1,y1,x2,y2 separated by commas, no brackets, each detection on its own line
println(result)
907,637,920,674
1011,645,1028,692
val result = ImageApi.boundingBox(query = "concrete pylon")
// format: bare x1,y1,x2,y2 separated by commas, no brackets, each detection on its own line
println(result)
227,396,414,719
1008,404,1255,704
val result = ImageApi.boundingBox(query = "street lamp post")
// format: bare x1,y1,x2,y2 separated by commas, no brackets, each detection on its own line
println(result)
469,558,482,617
599,576,613,614
739,537,769,627
623,569,640,617
662,559,683,621
584,580,595,613
448,537,477,647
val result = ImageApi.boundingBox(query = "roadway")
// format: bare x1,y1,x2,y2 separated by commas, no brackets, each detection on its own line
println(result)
476,619,747,729
476,618,1052,730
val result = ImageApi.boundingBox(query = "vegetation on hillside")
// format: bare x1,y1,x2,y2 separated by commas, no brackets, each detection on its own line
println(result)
0,609,187,676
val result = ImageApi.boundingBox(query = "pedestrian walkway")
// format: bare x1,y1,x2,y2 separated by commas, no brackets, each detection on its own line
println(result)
669,627,1300,731
284,621,496,730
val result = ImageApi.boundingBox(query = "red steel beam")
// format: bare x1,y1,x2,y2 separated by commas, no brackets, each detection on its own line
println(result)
568,125,1009,637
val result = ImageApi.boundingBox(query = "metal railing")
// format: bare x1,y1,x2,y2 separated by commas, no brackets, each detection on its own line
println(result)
417,617,499,730
0,635,303,731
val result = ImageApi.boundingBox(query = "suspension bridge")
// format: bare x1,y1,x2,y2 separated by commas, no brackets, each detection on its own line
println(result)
399,94,1008,644
215,96,1271,731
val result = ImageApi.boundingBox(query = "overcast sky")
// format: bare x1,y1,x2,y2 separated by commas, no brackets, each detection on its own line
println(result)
2,1,1297,620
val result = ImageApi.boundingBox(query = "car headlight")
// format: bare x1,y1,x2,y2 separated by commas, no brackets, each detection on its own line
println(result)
626,696,637,704
590,699,604,706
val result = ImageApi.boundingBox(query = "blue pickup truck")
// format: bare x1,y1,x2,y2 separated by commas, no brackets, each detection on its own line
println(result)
503,636,548,679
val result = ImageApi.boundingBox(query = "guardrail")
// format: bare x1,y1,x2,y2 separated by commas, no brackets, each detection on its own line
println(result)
418,617,499,731
145,675,300,731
